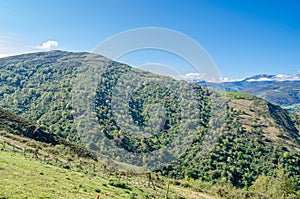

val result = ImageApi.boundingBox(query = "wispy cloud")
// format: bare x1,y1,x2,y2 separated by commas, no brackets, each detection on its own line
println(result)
0,34,32,58
35,40,58,50
173,72,243,83
246,74,300,82
0,34,60,58
169,72,205,81
184,72,206,80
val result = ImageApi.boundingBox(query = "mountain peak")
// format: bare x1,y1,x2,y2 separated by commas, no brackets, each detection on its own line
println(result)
244,73,300,82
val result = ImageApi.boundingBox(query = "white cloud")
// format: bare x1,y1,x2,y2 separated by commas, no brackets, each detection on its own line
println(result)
168,72,205,81
185,72,205,78
245,74,300,82
171,73,244,82
206,77,243,83
246,78,273,82
181,72,206,80
35,40,58,50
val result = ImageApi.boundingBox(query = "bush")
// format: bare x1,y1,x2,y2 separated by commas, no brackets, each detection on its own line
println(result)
94,188,101,193
250,169,298,198
108,179,132,190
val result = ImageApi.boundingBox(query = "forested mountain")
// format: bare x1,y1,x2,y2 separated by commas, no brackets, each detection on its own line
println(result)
1,51,300,195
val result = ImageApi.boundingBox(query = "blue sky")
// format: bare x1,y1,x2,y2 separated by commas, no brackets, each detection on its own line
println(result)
0,0,300,79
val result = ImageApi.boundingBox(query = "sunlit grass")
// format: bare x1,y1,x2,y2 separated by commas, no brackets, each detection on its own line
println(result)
0,150,168,198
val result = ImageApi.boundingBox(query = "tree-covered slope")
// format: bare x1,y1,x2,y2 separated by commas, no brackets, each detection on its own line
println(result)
0,107,96,160
0,50,111,141
1,51,300,192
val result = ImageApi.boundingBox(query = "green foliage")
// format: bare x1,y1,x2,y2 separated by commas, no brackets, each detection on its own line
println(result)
0,51,95,142
225,92,255,100
95,66,210,154
1,51,300,195
250,174,269,194
0,107,96,160
108,178,132,190
250,169,298,198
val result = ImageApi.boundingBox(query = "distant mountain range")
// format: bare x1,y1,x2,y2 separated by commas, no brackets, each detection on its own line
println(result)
194,74,300,113
242,73,300,82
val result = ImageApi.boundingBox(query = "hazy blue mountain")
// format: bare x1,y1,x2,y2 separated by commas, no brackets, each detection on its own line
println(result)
195,74,300,113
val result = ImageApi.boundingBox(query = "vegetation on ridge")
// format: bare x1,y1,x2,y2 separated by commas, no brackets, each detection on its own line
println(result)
0,51,300,198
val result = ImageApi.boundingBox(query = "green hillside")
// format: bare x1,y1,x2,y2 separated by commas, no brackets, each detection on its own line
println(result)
0,50,110,141
0,106,298,198
1,51,300,197
0,107,96,160
0,108,197,198
0,144,192,198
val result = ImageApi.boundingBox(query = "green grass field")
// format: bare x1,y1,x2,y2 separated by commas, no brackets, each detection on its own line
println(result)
0,149,177,199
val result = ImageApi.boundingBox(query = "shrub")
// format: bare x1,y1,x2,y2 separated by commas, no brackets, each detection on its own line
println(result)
94,188,101,193
250,169,298,198
108,179,132,190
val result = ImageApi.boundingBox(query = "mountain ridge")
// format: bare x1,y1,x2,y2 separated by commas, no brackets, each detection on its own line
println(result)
0,51,300,193
193,74,300,113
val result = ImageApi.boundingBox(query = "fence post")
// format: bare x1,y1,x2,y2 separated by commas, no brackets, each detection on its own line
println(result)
150,173,156,190
23,147,26,157
34,149,38,159
166,180,170,199
148,173,151,187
